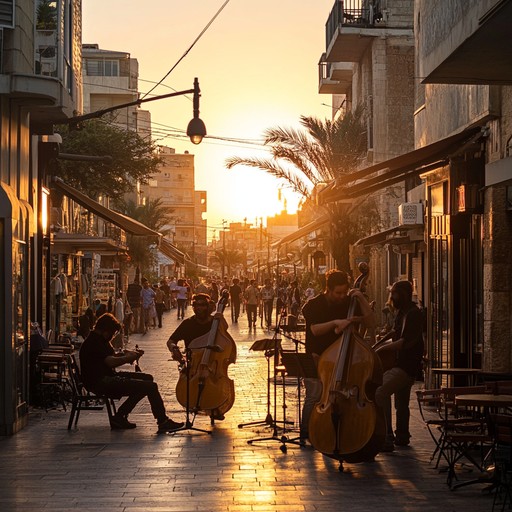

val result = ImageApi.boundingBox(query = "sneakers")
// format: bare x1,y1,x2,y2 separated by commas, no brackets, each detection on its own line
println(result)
157,418,185,434
394,438,411,447
110,414,137,430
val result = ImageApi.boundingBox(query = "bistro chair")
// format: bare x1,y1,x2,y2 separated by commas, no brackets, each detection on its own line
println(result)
489,414,512,511
415,388,445,463
67,354,117,430
439,386,493,487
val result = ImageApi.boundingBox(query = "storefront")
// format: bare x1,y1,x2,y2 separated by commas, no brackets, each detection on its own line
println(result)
0,183,34,435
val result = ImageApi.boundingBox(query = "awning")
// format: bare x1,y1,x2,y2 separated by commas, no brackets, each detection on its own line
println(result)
318,127,485,204
52,177,161,238
271,215,330,248
354,224,424,247
159,237,186,264
52,233,128,254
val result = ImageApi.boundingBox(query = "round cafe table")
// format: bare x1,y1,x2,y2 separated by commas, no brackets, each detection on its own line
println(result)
431,367,481,386
455,393,512,408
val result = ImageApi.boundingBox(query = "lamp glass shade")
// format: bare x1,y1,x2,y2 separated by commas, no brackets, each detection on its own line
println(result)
187,117,207,145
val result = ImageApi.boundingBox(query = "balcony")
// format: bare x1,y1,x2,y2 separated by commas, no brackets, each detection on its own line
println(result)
324,0,413,63
318,54,353,94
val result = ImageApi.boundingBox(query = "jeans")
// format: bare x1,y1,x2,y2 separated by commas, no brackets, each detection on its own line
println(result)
375,366,415,442
262,300,273,327
95,371,168,424
231,301,241,322
177,299,186,319
246,304,257,326
301,377,323,438
155,303,165,327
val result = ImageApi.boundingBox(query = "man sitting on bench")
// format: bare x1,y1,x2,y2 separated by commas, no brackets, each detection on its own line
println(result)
79,313,183,433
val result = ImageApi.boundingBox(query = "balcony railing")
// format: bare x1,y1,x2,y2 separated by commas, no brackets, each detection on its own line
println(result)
326,0,382,48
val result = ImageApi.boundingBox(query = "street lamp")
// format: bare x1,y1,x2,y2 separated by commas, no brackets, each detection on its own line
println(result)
187,78,207,145
63,77,207,145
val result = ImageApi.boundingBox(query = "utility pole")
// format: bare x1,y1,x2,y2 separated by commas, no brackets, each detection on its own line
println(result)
222,219,227,277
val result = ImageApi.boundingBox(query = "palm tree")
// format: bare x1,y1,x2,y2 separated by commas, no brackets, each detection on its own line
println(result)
119,198,174,275
211,249,244,277
226,107,379,272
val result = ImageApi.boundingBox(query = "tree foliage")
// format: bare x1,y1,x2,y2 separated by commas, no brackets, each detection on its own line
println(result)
226,107,380,272
120,198,175,276
55,119,161,201
211,249,244,276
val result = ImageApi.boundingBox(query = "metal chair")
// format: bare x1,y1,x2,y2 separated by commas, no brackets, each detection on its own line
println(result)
66,354,117,429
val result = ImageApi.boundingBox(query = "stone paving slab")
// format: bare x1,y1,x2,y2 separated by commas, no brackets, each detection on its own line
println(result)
0,306,495,511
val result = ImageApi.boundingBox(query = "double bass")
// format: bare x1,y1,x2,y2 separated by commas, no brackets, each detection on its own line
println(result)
175,291,236,417
308,275,385,465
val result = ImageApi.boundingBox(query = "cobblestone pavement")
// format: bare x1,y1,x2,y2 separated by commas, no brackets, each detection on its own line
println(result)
0,306,494,511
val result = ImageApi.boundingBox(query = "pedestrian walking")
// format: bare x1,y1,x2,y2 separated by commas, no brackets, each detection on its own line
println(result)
244,279,260,331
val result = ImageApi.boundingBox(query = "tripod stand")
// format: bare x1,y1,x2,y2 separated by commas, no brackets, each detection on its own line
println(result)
279,351,317,445
173,347,211,436
238,308,292,430
245,308,299,453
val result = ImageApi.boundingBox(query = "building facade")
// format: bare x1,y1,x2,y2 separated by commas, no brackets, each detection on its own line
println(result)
318,0,418,315
140,146,208,274
0,0,82,434
415,0,512,375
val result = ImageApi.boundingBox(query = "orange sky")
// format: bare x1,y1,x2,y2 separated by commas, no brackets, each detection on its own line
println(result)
83,0,335,238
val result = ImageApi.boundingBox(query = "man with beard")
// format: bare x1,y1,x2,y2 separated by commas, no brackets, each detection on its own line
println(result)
374,280,424,451
300,269,375,442
166,293,235,420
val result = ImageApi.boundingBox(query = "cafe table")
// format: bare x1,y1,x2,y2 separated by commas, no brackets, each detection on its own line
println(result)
455,394,512,409
431,367,481,386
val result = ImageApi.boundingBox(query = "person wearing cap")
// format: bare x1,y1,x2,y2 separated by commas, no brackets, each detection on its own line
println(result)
374,280,424,451
166,293,234,420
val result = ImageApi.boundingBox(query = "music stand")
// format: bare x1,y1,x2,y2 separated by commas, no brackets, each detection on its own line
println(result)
237,337,280,429
239,307,291,430
280,352,317,443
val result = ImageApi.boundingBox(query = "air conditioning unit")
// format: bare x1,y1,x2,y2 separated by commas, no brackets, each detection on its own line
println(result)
398,203,423,225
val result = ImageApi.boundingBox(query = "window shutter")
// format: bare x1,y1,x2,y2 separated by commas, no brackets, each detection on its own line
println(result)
0,1,15,29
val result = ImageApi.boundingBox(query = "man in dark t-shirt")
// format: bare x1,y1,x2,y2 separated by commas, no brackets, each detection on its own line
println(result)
300,269,375,441
374,280,424,451
166,293,235,420
79,313,183,434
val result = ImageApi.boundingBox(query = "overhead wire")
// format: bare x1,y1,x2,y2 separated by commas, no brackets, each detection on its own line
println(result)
141,0,232,99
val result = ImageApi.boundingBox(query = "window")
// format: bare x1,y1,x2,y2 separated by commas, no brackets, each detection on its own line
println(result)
85,59,120,77
0,0,15,29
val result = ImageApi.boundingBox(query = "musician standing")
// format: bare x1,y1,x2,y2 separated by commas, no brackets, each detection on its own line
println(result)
374,280,424,452
300,270,375,442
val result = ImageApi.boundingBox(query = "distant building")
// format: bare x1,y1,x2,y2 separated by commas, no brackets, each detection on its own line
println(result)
140,146,208,270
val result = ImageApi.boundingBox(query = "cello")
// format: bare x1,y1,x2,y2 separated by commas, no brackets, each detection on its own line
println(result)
175,291,237,417
308,275,385,465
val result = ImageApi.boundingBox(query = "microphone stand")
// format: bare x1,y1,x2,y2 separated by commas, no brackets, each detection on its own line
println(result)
173,347,211,435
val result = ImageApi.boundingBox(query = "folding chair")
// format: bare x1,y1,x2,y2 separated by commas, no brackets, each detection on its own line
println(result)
490,414,512,511
67,354,117,430
415,388,444,463
438,386,492,487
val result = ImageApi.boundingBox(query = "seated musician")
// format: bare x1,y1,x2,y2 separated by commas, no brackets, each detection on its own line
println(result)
166,293,231,420
79,313,184,433
374,280,424,452
301,270,375,443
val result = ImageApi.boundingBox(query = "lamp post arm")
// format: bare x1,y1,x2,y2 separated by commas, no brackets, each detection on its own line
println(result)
63,88,195,125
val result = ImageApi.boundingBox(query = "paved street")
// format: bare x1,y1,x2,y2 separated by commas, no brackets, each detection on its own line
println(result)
0,306,494,511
